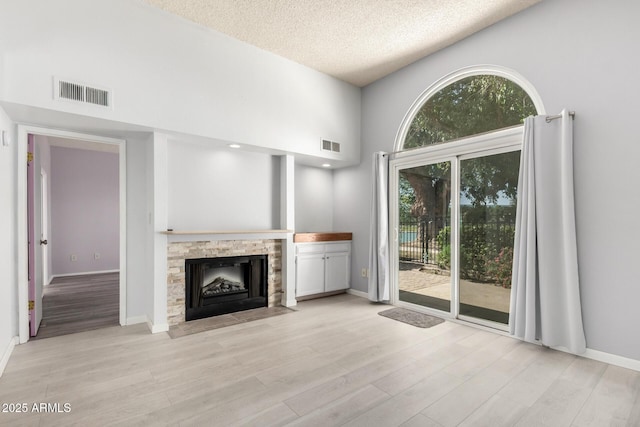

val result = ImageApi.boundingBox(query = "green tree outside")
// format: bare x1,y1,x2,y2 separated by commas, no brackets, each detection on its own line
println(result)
399,74,536,287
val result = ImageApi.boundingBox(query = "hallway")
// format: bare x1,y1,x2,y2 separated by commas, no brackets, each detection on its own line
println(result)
33,272,119,340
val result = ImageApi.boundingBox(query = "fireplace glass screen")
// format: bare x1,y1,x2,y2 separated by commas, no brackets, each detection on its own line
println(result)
185,255,267,321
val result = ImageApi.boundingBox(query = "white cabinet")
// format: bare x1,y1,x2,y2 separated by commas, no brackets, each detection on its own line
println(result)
295,251,326,297
295,241,351,298
324,247,351,292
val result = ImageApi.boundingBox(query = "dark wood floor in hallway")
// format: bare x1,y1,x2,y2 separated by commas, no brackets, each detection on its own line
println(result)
34,272,119,340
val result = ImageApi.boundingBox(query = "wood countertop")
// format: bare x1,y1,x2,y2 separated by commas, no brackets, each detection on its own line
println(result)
293,232,352,243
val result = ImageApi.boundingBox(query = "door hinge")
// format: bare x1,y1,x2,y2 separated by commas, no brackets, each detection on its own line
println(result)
27,152,33,163
28,300,34,311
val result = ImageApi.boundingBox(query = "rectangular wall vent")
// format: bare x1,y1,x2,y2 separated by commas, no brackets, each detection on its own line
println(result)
54,77,112,108
321,139,341,153
85,86,110,107
59,80,85,102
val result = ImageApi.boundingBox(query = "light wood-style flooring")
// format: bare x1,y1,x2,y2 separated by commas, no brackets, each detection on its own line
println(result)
33,272,119,340
2,294,639,426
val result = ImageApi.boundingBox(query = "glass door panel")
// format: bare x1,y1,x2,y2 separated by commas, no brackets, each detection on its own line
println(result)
458,151,520,324
398,161,452,313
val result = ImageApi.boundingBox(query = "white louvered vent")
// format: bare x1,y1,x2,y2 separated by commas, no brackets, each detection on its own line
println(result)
321,139,341,153
54,77,112,108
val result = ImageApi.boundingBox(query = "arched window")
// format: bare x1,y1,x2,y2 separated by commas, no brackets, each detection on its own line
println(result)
397,67,543,151
391,66,544,327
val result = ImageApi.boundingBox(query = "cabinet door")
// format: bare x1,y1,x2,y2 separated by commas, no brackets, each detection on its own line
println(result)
296,253,326,297
325,252,350,292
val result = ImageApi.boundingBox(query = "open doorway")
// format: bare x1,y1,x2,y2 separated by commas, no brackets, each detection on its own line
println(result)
18,126,127,343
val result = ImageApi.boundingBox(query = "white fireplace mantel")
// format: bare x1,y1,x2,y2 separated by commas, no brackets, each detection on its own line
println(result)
160,229,293,243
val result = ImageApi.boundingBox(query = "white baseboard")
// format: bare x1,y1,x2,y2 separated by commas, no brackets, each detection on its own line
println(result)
128,316,168,334
0,336,19,378
550,345,640,372
347,288,368,299
125,316,168,334
281,294,298,307
50,269,119,279
126,315,148,326
147,320,169,334
582,348,640,372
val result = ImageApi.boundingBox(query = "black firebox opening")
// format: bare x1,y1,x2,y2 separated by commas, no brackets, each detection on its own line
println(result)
185,255,267,321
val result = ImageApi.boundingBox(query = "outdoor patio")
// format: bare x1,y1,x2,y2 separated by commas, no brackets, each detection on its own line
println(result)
398,262,511,315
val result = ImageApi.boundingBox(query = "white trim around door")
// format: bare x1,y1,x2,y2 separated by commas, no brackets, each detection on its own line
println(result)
17,125,127,344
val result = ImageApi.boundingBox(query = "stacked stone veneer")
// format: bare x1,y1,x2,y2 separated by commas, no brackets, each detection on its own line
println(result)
167,239,282,325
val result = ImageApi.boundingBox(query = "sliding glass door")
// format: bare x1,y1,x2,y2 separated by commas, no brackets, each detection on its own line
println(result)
397,161,452,312
458,150,519,325
392,141,521,328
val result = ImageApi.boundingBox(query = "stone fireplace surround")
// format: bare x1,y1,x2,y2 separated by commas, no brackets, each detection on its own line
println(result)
167,239,282,326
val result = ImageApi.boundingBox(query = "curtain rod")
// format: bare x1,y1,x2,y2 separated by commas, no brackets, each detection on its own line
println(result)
546,111,575,123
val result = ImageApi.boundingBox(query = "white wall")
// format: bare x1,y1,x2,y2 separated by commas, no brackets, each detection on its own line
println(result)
150,132,168,331
0,0,361,166
0,106,17,373
49,146,119,275
334,0,640,361
0,0,360,335
167,141,280,230
125,134,153,322
295,163,334,232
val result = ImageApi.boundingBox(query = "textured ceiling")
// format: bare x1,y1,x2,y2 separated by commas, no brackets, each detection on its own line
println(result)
143,0,540,87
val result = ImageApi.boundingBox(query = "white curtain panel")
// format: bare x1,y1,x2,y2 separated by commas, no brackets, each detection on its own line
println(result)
509,110,586,354
368,152,390,302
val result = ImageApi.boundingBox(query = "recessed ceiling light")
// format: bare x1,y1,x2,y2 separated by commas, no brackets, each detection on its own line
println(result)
229,144,241,148
322,163,331,168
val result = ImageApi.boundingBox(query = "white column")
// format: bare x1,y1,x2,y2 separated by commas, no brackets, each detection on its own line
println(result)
280,155,297,307
150,133,168,332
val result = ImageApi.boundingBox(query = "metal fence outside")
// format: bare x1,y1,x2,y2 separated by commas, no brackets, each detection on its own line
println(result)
398,215,516,267
398,217,449,265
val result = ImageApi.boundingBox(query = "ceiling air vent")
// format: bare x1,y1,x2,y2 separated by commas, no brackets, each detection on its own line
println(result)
321,139,341,153
54,77,112,108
